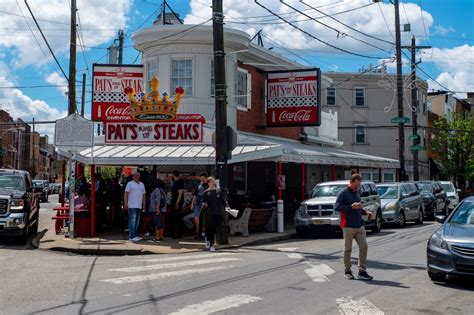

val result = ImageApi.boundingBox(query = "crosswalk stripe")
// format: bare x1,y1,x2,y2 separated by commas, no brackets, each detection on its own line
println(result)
168,294,262,315
134,252,234,263
336,296,384,315
109,257,241,273
304,263,335,283
101,265,232,285
277,247,303,259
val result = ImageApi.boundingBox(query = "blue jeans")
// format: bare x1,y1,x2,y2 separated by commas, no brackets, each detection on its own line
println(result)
128,208,141,239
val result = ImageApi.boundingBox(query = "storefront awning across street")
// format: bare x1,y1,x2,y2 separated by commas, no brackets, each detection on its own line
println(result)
59,126,399,169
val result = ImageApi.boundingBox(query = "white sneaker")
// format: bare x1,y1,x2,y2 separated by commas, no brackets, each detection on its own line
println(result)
132,236,142,242
210,245,216,252
144,232,150,236
205,237,210,249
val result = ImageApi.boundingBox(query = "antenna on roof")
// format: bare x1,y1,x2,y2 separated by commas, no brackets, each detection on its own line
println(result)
250,30,265,47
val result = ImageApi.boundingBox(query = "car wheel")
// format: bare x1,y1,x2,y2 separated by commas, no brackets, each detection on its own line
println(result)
371,211,382,233
19,223,29,245
296,227,308,238
397,211,406,228
415,208,424,225
428,271,446,282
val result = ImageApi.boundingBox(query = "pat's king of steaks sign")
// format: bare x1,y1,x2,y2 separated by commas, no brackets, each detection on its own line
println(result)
92,64,205,144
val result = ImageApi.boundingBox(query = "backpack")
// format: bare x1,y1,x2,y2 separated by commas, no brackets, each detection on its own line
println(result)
158,188,167,211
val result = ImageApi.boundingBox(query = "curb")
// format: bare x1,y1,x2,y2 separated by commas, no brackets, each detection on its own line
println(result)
42,232,297,256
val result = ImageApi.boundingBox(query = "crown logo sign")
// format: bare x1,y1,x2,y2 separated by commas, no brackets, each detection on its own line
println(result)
124,77,185,121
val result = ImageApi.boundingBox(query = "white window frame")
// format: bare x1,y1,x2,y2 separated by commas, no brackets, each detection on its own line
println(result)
326,87,336,106
146,59,158,92
354,124,367,144
354,87,366,107
236,67,252,111
171,58,193,97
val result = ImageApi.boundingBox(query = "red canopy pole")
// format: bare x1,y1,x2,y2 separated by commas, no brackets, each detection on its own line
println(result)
90,164,95,237
61,161,66,207
301,163,305,201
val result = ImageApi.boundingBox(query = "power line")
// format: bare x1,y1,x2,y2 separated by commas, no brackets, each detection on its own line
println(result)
378,2,395,42
418,0,429,43
300,0,394,46
0,9,69,25
23,0,69,83
0,84,91,89
281,1,393,55
254,0,390,60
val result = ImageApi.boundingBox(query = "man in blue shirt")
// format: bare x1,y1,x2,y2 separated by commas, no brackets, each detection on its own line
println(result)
335,174,373,281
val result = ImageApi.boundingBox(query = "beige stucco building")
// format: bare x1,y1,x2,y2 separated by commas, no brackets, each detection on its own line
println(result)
324,71,430,181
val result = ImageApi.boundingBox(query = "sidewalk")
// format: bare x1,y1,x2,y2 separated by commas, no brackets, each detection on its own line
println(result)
38,222,296,256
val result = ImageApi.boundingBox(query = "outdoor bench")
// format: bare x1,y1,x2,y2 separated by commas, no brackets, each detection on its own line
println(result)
228,207,276,237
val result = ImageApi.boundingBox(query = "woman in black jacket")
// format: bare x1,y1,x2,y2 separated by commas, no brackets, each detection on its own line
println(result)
202,177,228,252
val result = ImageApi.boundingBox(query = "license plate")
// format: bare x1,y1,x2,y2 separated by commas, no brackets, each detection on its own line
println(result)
313,219,326,225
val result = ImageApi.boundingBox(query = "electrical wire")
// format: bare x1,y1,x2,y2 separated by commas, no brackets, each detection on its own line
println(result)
418,0,429,43
23,0,69,82
300,0,394,46
281,0,394,55
378,2,395,42
254,0,389,60
0,9,69,25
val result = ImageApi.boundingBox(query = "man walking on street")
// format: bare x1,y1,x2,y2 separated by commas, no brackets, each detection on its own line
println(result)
335,173,373,281
124,172,146,242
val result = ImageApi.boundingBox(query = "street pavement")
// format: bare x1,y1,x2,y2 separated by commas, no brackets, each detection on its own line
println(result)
1,197,473,314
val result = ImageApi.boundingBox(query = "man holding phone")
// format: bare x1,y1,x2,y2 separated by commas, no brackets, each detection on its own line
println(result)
335,173,373,280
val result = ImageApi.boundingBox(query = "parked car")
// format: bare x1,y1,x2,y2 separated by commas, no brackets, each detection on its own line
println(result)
376,182,424,227
49,183,59,194
32,180,48,202
427,196,474,281
41,180,50,195
439,181,461,214
294,180,382,237
416,181,447,218
0,169,40,244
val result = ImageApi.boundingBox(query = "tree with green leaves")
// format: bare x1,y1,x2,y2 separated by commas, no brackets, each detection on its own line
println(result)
432,112,474,190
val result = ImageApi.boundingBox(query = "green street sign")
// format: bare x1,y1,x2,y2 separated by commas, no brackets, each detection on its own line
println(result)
409,134,419,141
410,144,423,151
391,116,410,124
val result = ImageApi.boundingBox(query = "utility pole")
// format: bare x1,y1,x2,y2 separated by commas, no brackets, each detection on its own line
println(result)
32,118,35,178
393,0,405,181
81,73,86,117
117,30,124,65
212,0,229,244
402,36,431,181
162,0,166,24
68,0,77,115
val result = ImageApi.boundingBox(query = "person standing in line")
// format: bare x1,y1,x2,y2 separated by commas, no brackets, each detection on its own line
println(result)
334,173,373,281
124,172,146,242
149,179,167,241
170,170,185,239
202,177,228,252
190,173,208,240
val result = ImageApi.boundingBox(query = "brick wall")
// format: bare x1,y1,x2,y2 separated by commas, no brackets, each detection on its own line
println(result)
236,62,302,140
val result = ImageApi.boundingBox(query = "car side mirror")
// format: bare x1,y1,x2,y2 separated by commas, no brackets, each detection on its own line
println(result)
435,215,446,223
456,189,462,193
402,193,409,199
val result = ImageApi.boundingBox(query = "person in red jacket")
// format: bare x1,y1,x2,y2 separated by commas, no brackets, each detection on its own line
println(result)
335,173,373,281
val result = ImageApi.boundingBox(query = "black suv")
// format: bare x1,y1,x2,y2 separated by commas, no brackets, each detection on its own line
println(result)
32,180,48,202
0,169,40,244
416,181,448,218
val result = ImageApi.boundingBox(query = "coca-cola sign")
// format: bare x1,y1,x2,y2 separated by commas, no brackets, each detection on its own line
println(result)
266,69,321,127
92,64,144,122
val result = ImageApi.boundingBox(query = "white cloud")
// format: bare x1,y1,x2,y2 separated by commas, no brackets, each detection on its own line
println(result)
45,72,68,96
433,25,455,36
0,0,131,67
0,62,67,138
184,0,434,55
422,45,474,98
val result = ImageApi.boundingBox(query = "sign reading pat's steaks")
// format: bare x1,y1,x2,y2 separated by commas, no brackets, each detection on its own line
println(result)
92,64,144,122
266,69,321,127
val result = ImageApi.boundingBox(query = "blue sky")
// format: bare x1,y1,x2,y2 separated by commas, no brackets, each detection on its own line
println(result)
0,0,472,136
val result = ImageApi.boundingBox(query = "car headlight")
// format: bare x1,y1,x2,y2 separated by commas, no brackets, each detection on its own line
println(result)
10,199,25,212
429,230,448,250
383,202,397,211
297,204,309,217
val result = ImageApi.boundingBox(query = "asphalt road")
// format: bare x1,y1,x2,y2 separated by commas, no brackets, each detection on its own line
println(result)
1,199,473,315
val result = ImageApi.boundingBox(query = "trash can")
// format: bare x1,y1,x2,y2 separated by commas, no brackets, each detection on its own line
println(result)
74,211,91,238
